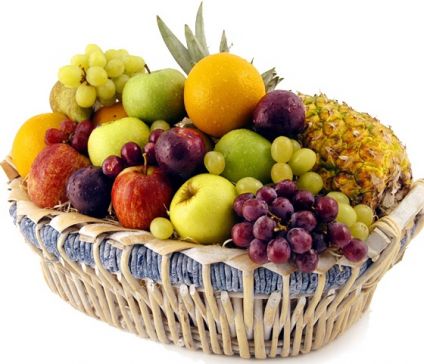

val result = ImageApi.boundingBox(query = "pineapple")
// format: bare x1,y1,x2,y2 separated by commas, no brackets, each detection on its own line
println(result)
157,4,412,212
300,94,412,212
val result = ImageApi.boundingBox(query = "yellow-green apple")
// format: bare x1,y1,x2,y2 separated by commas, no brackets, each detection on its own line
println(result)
112,166,173,229
122,68,186,123
155,127,206,179
170,174,237,244
66,166,112,217
27,144,91,208
214,129,274,183
87,117,149,166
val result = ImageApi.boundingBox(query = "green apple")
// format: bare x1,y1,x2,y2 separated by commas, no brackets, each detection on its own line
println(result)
214,129,274,183
170,174,237,245
88,117,149,166
122,68,186,123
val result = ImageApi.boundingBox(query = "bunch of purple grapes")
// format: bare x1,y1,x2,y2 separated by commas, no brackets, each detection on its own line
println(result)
231,180,368,273
45,119,95,154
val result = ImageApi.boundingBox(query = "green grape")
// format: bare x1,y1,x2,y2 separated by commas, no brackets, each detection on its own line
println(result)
99,97,117,106
71,54,89,70
150,217,174,240
85,44,102,55
336,203,357,227
113,74,130,93
296,172,323,195
124,55,145,74
271,136,293,163
75,84,97,108
271,163,293,183
354,204,374,227
89,51,107,67
105,59,124,78
151,120,170,131
96,79,116,100
86,66,108,87
105,49,121,61
350,222,370,241
236,177,263,195
291,139,301,153
58,65,83,88
204,151,225,175
116,49,129,58
326,191,350,205
288,148,317,176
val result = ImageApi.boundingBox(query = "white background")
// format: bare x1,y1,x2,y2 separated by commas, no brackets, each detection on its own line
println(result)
1,0,423,363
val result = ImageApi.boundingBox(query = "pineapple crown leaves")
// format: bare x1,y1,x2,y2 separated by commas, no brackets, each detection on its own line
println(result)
157,2,283,91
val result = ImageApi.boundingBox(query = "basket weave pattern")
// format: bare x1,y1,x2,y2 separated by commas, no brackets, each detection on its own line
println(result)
3,159,424,359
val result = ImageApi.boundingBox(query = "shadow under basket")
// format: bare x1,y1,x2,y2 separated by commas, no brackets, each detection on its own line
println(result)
2,158,424,359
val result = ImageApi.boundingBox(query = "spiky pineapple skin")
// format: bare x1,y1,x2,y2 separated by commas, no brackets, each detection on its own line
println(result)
300,94,412,211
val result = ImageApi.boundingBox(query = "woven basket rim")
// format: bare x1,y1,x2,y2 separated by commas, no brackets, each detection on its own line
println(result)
3,158,424,289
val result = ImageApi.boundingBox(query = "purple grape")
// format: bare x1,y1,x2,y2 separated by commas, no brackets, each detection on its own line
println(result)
256,186,277,204
289,211,317,232
233,193,255,217
270,197,294,221
144,142,157,165
102,155,126,179
70,120,95,154
231,222,254,248
253,90,306,138
149,129,164,143
295,250,319,273
267,238,291,264
287,228,312,254
314,196,338,222
253,215,276,241
242,199,268,222
121,142,143,166
328,222,352,248
311,232,328,254
248,239,269,264
274,180,297,198
343,239,368,262
292,190,314,210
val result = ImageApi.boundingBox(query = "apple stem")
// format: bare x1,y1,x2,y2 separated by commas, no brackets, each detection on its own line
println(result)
142,152,148,174
144,63,151,74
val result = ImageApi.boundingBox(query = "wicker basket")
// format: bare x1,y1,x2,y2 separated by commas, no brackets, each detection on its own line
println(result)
2,158,424,359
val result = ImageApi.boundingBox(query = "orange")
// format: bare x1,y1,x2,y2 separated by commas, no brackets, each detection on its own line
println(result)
184,53,266,137
93,102,127,125
11,112,67,177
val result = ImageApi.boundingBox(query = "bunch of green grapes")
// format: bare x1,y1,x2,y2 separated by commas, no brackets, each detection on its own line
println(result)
57,44,145,108
269,136,323,194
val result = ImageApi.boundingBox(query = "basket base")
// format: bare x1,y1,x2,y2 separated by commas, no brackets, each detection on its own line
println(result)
39,257,374,359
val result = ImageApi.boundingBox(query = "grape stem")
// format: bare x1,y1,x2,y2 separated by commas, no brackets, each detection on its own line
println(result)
144,63,151,74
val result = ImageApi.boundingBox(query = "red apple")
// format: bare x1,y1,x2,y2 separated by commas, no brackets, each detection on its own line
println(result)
27,144,91,208
155,127,206,179
112,166,173,229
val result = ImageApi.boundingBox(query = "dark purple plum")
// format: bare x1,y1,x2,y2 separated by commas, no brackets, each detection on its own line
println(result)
155,127,206,179
253,90,306,138
67,166,112,217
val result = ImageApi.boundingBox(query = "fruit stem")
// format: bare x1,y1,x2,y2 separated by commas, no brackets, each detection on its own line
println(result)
144,63,151,74
142,153,148,174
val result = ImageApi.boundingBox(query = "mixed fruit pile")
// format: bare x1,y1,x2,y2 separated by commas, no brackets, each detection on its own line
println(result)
10,5,412,273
